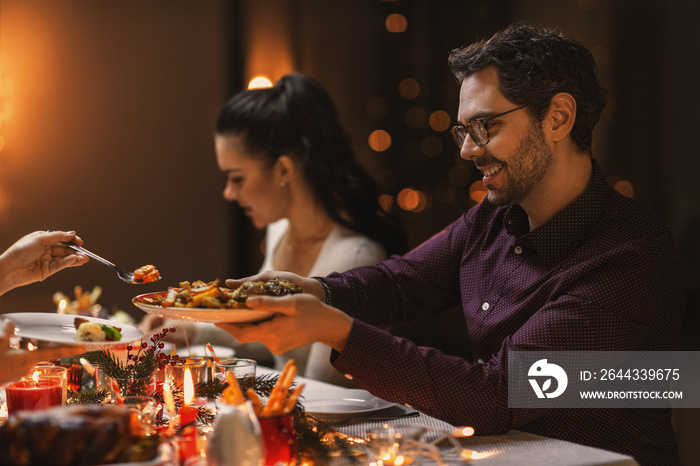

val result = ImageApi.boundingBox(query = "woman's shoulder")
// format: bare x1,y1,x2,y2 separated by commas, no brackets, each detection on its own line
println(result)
312,225,387,275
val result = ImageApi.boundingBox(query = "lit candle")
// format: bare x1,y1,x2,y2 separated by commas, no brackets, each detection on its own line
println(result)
5,372,62,415
452,426,475,437
177,368,198,464
179,367,198,433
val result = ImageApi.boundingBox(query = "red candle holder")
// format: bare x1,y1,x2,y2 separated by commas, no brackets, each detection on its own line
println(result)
258,413,297,466
5,378,62,415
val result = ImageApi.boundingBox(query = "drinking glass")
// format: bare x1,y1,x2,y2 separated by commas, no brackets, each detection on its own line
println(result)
258,413,297,466
123,395,158,435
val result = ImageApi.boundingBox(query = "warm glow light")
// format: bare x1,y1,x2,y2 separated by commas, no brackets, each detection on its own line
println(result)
454,426,475,437
398,78,420,99
183,367,194,405
428,110,451,132
397,188,428,212
58,299,67,313
385,13,408,33
32,371,40,383
368,129,392,152
469,180,487,203
378,194,395,213
27,342,36,351
248,76,274,89
613,179,634,198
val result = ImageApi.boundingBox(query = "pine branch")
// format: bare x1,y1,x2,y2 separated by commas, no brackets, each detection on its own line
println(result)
68,388,110,405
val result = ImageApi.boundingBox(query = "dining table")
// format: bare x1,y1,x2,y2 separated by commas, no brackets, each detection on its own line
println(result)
260,367,640,466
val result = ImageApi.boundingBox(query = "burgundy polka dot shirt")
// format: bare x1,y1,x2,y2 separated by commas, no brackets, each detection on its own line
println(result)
326,159,684,465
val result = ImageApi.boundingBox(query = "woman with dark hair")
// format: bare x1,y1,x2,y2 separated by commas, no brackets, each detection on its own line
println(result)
143,73,406,386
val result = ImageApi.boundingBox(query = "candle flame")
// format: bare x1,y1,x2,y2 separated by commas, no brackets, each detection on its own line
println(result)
184,367,194,405
58,299,67,313
31,371,40,383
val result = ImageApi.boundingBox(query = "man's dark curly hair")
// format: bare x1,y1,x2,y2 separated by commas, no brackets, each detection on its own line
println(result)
448,22,606,154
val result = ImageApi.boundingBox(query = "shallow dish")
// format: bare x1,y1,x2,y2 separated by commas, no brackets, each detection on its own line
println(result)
302,388,397,415
4,312,144,348
133,292,274,324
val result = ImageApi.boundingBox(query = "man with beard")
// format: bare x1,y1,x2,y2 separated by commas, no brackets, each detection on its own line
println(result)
217,23,683,465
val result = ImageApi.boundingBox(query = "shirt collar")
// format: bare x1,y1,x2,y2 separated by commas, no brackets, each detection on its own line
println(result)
503,158,611,264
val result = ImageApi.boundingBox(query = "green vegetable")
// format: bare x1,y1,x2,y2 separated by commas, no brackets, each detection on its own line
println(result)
100,325,122,341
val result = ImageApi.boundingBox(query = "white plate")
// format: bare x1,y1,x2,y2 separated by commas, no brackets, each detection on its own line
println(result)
4,312,144,348
302,388,397,414
133,292,274,324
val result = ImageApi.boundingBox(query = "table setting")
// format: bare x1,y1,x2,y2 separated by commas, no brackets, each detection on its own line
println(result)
0,261,640,465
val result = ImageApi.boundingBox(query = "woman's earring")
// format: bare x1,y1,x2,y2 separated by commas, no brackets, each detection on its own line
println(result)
280,181,287,187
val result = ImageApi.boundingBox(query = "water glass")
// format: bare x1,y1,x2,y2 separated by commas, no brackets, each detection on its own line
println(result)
123,395,158,435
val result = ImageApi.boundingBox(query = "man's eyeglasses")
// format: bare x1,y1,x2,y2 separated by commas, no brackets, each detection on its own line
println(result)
451,106,525,147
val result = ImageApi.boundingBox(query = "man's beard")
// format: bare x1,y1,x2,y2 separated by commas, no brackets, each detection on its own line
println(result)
485,120,553,206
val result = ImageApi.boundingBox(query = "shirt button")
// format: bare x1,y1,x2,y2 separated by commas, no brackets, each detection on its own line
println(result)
344,373,354,380
477,359,484,364
481,302,490,311
514,246,523,255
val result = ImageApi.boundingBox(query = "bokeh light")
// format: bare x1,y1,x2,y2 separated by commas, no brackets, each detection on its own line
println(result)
469,180,487,203
378,194,395,213
613,179,634,198
397,187,428,212
385,13,408,33
404,107,428,128
368,129,392,152
248,76,273,89
429,110,451,132
398,78,420,99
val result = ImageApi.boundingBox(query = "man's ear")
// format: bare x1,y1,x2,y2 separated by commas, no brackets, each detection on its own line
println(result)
547,92,577,143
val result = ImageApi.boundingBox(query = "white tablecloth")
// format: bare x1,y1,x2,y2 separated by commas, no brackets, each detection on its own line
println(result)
258,367,638,465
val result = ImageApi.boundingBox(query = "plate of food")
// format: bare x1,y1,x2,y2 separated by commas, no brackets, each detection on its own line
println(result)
132,277,301,324
4,313,144,348
301,388,397,415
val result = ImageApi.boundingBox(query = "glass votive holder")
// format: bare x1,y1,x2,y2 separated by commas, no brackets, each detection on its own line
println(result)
110,373,157,399
367,425,428,465
5,375,62,416
31,365,68,406
123,395,158,435
212,358,257,385
258,413,297,466
170,357,209,390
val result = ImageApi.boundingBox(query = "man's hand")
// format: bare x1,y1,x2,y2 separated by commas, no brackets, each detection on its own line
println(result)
215,292,352,354
224,271,327,302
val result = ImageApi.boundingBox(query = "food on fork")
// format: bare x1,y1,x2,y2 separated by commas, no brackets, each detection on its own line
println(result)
133,264,160,283
74,317,122,342
140,277,302,309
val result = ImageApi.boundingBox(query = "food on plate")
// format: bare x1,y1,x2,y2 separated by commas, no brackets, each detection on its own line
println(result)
53,285,102,316
133,264,160,283
0,405,159,466
140,277,302,309
74,317,122,342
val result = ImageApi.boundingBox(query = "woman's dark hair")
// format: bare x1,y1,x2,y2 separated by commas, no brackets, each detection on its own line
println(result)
216,73,407,256
448,22,606,154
